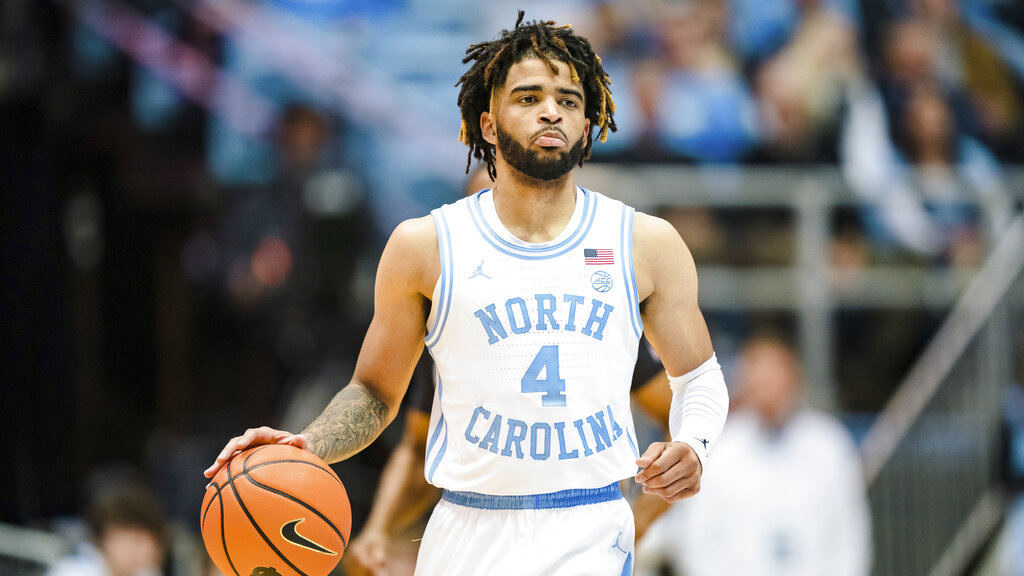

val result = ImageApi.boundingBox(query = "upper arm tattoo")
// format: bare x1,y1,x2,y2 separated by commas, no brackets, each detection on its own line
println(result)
301,383,390,464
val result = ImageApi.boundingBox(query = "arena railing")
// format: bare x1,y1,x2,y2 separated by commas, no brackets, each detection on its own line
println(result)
859,214,1024,576
579,164,1022,411
0,522,65,576
577,164,1023,576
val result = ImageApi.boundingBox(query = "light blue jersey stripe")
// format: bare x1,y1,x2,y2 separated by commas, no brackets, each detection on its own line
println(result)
620,205,642,339
466,188,599,260
425,366,446,479
426,373,447,484
626,429,639,459
425,208,454,348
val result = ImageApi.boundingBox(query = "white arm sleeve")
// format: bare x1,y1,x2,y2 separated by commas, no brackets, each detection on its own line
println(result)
668,353,729,472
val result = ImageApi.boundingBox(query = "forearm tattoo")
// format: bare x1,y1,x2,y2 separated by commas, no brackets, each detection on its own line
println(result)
301,383,390,464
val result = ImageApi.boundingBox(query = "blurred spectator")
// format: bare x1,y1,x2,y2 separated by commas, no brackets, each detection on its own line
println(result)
637,330,871,576
841,78,1013,265
727,0,859,71
873,16,972,137
747,0,864,164
590,0,757,164
189,102,375,430
47,469,169,576
843,9,1017,262
727,0,801,69
589,56,676,163
169,102,386,540
655,0,758,163
907,0,1024,161
218,103,372,325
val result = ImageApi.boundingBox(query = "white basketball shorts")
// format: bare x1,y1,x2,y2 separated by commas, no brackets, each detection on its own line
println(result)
414,483,635,576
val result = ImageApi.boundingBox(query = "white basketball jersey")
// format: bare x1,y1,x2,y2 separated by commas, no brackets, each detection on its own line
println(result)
423,187,643,495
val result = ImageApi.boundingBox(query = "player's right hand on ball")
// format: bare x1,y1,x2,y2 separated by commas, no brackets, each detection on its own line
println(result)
203,426,307,478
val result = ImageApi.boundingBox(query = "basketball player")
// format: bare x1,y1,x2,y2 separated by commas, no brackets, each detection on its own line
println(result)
206,13,728,575
344,167,676,574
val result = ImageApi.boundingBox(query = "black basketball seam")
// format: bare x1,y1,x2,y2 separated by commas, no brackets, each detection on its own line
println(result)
201,481,218,525
230,449,311,576
201,479,238,576
204,446,348,575
206,459,344,499
221,460,242,576
204,463,340,514
244,472,349,549
233,444,344,489
205,452,345,513
249,459,344,488
242,447,348,548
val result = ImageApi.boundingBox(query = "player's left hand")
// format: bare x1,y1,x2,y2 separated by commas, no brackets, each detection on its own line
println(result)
343,529,389,576
635,441,702,503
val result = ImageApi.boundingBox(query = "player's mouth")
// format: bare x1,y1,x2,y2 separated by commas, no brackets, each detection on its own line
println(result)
533,130,567,148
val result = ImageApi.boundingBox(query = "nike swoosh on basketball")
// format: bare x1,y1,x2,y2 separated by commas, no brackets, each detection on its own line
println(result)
280,519,337,555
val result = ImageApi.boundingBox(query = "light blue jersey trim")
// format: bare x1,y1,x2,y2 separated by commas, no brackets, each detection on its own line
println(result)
467,188,598,260
425,208,454,349
620,205,643,339
626,429,639,459
426,369,447,484
441,482,622,510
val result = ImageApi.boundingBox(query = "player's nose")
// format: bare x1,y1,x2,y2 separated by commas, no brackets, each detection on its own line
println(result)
538,97,561,122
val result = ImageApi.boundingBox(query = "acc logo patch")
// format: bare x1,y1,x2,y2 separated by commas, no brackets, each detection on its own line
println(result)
590,271,613,293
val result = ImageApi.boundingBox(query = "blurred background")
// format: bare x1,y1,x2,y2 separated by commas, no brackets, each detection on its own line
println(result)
1,0,1022,574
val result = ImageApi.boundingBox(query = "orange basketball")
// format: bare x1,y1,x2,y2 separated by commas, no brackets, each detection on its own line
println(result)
201,444,351,576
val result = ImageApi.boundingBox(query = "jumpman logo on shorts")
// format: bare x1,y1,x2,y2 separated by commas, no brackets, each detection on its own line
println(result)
468,260,491,280
612,532,633,576
612,531,630,556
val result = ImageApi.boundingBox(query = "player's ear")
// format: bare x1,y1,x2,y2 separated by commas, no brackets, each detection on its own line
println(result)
480,111,497,145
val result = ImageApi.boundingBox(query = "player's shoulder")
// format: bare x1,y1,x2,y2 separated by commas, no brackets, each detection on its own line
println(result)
630,210,697,301
381,215,440,288
632,211,681,241
380,215,436,268
391,214,436,238
387,214,438,252
631,211,691,263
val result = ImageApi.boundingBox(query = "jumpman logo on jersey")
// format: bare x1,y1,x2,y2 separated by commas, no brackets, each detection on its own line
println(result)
468,260,491,280
695,437,710,450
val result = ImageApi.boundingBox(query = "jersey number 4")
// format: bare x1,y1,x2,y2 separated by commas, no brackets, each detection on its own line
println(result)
521,345,567,406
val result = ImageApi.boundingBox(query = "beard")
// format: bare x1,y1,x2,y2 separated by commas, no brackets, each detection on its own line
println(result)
496,125,586,181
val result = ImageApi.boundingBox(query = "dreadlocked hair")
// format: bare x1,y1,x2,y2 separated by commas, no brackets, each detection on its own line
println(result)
455,10,617,178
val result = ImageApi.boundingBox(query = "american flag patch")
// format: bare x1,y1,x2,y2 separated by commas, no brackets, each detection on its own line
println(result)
584,248,614,265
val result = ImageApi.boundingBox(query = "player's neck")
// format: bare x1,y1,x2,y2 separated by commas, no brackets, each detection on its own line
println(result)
490,169,578,244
